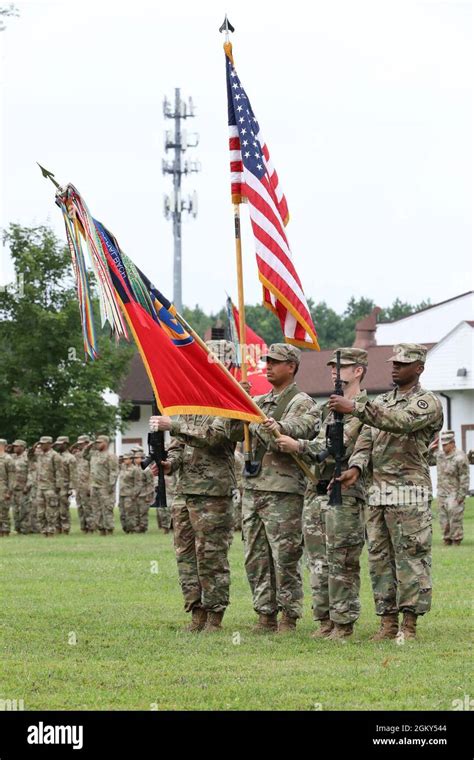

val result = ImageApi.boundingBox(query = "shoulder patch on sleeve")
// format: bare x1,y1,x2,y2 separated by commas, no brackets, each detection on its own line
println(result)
417,399,429,410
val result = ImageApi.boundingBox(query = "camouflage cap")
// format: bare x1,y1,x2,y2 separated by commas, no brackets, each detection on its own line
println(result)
96,435,110,444
0,438,8,446
12,439,27,447
440,430,455,443
263,343,301,365
130,445,144,453
387,343,428,364
326,347,368,367
54,436,69,445
39,436,53,444
76,435,90,444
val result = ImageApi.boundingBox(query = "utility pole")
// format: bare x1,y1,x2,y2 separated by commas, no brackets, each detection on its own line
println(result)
163,88,200,312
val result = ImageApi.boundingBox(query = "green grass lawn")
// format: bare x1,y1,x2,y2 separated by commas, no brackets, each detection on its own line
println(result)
1,500,472,711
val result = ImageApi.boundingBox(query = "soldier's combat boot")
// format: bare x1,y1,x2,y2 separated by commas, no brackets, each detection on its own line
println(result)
277,611,297,633
443,538,452,545
184,607,207,633
328,622,354,641
452,540,462,546
203,611,224,632
311,618,334,639
399,611,417,640
370,614,399,641
252,613,278,633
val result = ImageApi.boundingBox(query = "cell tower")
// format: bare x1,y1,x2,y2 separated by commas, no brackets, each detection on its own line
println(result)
163,88,201,312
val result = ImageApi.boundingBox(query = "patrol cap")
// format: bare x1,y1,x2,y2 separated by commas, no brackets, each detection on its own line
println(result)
387,343,428,364
39,436,53,444
0,438,7,446
123,451,134,458
12,439,27,447
263,343,301,365
76,435,90,444
130,445,144,453
326,347,368,367
440,430,455,443
55,436,69,444
96,435,110,444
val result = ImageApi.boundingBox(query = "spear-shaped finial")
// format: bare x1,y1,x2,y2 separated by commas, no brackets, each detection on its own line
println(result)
219,15,235,43
37,163,61,189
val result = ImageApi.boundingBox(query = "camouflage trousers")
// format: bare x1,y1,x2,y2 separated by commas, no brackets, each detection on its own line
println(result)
0,489,12,533
76,489,93,531
242,490,304,619
120,495,139,532
365,501,432,616
28,489,39,533
36,489,59,535
12,490,30,534
56,491,71,532
156,503,172,531
90,485,115,532
303,492,365,624
138,493,151,532
172,494,233,613
438,497,464,542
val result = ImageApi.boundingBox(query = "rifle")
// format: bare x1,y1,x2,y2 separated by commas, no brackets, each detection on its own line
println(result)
316,350,345,506
141,399,167,509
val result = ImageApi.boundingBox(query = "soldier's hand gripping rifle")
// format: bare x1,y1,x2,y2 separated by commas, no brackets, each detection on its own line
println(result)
316,350,345,506
141,399,167,509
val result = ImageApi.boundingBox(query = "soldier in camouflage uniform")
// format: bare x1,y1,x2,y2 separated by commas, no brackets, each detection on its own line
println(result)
84,435,119,535
54,436,77,534
232,344,320,633
119,452,141,533
35,436,63,536
277,348,368,640
26,443,40,533
72,435,93,533
0,438,15,536
233,447,245,532
330,344,443,641
149,340,238,633
11,440,30,534
435,431,470,546
133,451,153,532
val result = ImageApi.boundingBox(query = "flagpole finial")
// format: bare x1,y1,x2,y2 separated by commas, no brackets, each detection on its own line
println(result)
219,15,235,43
37,163,62,190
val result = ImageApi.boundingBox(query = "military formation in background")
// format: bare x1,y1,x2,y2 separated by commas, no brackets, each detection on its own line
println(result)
1,340,473,643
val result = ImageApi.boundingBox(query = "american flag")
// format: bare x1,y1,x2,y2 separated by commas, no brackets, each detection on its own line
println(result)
225,43,319,350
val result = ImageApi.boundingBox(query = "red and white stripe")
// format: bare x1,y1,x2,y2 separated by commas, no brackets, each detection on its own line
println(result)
228,126,319,350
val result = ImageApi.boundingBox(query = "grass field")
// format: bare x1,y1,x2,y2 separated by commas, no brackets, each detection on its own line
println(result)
1,500,472,711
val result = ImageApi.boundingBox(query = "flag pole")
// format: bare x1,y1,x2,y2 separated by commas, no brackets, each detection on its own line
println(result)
220,16,253,469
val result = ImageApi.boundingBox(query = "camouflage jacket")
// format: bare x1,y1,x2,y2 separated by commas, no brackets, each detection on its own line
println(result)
0,452,15,493
119,463,141,498
167,415,237,497
74,450,90,491
232,382,320,495
59,451,77,492
35,449,63,491
12,452,28,491
85,449,119,489
349,383,443,505
299,389,368,500
436,448,470,502
137,466,154,497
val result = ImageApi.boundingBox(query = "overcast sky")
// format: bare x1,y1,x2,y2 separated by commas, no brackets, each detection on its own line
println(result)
0,0,471,319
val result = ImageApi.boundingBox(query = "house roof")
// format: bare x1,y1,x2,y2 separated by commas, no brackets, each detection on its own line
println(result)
377,291,473,326
119,342,435,402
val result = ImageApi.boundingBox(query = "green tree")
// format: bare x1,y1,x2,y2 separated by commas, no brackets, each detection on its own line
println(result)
0,224,134,444
378,298,431,322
